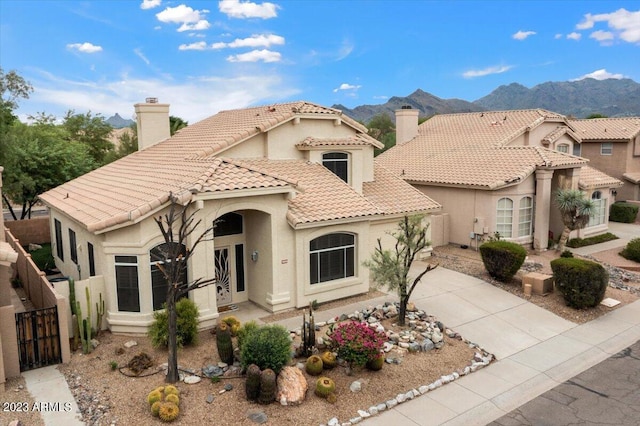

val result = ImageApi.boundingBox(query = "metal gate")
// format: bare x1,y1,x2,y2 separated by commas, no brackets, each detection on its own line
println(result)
15,306,62,371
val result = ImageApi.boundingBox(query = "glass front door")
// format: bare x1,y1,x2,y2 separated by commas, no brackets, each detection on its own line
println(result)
214,247,232,306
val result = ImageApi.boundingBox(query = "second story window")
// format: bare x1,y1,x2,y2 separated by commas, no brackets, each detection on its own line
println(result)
601,143,613,155
322,152,349,183
557,143,569,153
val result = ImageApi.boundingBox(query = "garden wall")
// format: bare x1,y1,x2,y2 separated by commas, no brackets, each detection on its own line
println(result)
5,217,50,246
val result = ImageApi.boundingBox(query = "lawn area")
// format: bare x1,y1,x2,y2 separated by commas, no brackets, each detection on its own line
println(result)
27,243,55,271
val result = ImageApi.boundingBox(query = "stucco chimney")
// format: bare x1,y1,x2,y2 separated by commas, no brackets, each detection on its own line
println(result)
134,98,170,151
395,106,419,145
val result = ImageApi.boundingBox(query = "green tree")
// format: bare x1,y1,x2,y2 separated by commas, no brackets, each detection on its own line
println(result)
555,188,595,252
586,113,608,119
62,111,114,165
364,215,437,326
1,68,33,165
2,120,95,219
367,113,395,156
104,124,138,163
169,116,188,136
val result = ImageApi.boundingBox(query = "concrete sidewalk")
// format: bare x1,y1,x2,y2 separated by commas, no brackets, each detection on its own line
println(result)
22,366,83,426
362,266,640,426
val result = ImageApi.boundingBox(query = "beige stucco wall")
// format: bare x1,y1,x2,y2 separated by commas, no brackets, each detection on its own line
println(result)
0,305,20,381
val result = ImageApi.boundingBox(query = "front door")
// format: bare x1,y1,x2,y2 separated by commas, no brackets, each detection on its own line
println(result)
214,247,232,306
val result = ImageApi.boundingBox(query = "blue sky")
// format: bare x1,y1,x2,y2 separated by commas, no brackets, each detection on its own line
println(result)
1,1,639,123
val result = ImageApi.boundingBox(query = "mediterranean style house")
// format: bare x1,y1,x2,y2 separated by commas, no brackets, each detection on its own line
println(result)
39,100,440,334
377,108,623,252
569,117,640,202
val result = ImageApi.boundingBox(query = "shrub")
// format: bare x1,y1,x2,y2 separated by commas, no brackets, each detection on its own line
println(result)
479,241,527,282
609,202,639,223
28,243,55,271
560,250,574,258
236,320,259,351
148,298,199,348
240,324,292,374
567,233,619,248
551,258,608,309
620,238,640,263
327,321,386,367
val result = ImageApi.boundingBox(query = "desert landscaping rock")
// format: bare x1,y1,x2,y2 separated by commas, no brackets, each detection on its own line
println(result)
276,366,308,405
183,375,201,384
123,340,137,348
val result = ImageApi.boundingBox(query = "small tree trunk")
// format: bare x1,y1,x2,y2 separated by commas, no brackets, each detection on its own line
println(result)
2,194,17,221
165,291,179,383
557,226,571,252
398,294,407,326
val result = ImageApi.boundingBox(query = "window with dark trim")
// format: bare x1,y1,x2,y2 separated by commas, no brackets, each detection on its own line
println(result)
115,255,140,312
322,152,349,183
88,243,96,277
54,219,64,261
235,244,245,293
150,243,187,311
310,233,355,284
214,212,243,237
69,229,77,264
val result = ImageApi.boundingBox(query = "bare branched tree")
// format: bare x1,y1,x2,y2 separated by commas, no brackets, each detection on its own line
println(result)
153,193,216,383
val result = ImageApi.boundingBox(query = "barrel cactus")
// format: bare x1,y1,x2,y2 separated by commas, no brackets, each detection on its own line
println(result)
147,390,162,406
164,385,179,396
315,377,336,398
165,394,179,405
216,322,234,365
320,351,336,369
258,368,277,404
158,402,180,422
151,401,162,417
245,364,262,401
305,355,323,376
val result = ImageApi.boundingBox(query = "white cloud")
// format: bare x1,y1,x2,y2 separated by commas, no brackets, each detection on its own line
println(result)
156,5,210,31
590,30,615,43
226,49,281,62
67,42,103,53
572,69,626,81
179,41,208,51
512,30,536,40
134,48,150,65
576,8,640,44
22,69,299,123
212,34,285,49
332,83,361,93
218,0,278,19
554,33,563,39
462,65,513,78
567,32,581,40
336,40,353,61
140,0,161,10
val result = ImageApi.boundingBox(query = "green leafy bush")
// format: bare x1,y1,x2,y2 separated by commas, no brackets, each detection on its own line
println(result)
560,250,574,258
620,238,640,263
609,202,639,223
240,324,292,374
479,241,527,282
148,298,199,348
567,232,619,248
27,243,54,271
550,258,608,309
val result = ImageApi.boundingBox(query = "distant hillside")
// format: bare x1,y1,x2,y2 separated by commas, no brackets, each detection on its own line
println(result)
333,89,484,123
334,78,640,124
106,113,135,129
474,78,640,118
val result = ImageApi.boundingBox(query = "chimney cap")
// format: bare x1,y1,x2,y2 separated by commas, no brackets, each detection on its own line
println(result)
401,105,412,109
145,97,158,104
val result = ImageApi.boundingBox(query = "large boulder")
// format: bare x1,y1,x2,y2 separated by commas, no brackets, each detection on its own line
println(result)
276,366,308,406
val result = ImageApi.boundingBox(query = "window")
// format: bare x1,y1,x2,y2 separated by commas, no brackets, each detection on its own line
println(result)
54,219,64,261
518,197,534,237
589,191,606,227
322,152,349,183
573,143,581,157
214,212,243,237
557,144,569,153
601,143,613,155
150,243,187,311
310,233,355,284
496,198,514,238
69,229,77,264
235,244,245,293
88,243,96,277
115,256,140,312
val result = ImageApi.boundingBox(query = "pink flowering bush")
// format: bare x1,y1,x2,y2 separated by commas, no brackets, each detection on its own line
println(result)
327,321,387,367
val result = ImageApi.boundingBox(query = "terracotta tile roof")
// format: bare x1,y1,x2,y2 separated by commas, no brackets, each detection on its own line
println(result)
578,165,624,189
363,163,440,214
569,117,640,141
189,158,294,193
623,172,640,184
541,126,580,145
296,134,383,149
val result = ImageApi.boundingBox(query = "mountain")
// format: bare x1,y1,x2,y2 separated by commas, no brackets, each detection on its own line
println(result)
474,78,640,118
106,113,135,129
333,89,484,123
333,78,640,124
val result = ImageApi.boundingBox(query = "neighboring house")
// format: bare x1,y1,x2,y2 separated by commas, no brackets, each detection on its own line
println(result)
378,108,622,252
569,117,640,201
39,100,440,334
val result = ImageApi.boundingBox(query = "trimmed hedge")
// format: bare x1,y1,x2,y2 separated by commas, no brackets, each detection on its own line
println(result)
550,258,608,309
566,232,619,248
240,324,292,374
479,241,527,282
609,202,639,223
620,238,640,263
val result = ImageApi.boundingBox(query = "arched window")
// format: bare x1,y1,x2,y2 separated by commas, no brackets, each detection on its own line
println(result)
150,243,187,311
214,212,243,237
557,143,569,153
496,198,514,238
518,197,534,237
589,191,606,227
310,233,355,284
322,152,349,182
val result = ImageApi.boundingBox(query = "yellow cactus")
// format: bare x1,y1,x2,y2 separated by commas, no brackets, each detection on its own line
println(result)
147,390,162,406
164,385,179,396
158,402,180,422
151,401,162,417
165,393,180,406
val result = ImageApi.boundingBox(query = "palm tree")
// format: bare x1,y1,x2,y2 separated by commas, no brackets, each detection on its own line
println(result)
555,188,594,252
